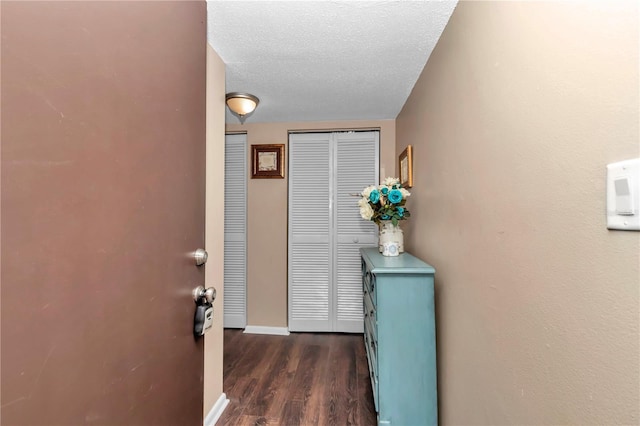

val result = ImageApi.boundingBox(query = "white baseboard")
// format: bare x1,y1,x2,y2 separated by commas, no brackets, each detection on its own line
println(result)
204,393,229,426
243,325,290,336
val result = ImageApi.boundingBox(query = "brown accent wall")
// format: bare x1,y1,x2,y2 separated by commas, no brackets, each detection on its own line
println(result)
226,120,395,327
396,1,639,424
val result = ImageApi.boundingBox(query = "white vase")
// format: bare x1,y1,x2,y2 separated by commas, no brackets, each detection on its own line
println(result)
378,220,404,253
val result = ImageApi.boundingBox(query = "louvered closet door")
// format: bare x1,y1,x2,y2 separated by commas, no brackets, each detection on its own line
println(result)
288,131,378,333
288,132,332,332
224,133,247,328
334,131,379,332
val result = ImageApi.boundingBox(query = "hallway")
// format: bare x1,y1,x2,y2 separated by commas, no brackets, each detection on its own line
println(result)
218,330,377,425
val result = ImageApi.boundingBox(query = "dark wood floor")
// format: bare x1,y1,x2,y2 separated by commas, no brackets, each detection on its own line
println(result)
218,329,377,426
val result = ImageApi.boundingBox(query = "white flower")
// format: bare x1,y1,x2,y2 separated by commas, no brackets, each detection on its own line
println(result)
359,199,374,220
361,185,376,198
400,188,411,198
382,177,399,186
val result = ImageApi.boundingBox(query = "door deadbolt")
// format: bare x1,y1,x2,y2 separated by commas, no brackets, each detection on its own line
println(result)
194,248,208,266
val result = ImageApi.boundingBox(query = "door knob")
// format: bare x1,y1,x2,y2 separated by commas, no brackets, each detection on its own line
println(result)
194,248,208,266
193,286,216,304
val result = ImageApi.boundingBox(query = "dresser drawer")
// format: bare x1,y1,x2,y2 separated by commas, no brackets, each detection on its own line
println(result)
364,323,378,376
363,291,377,341
363,327,379,411
362,265,377,304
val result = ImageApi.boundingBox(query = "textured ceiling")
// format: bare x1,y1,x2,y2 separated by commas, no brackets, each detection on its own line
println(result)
206,1,458,124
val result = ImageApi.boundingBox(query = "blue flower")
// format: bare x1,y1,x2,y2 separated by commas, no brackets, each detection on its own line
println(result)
397,207,404,217
388,189,403,204
369,189,380,204
381,187,389,195
381,214,390,220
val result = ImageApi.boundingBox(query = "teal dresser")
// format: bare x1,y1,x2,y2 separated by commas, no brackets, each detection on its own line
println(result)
360,247,438,426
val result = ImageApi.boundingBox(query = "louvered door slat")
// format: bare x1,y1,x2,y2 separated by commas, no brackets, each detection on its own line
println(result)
288,133,332,332
224,133,246,328
335,131,379,332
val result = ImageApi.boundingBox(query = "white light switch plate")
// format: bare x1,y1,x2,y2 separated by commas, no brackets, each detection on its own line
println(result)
607,158,640,231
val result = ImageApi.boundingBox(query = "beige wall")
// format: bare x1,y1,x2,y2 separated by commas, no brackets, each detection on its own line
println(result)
396,1,639,424
204,43,225,417
226,120,396,327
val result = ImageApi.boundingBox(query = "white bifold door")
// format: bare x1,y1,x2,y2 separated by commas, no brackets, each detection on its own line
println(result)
288,131,379,332
224,133,247,328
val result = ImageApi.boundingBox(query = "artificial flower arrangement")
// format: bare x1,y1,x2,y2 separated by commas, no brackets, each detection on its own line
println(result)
358,177,411,226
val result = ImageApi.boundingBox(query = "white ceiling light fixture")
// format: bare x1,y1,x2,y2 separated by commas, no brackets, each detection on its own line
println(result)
225,92,259,123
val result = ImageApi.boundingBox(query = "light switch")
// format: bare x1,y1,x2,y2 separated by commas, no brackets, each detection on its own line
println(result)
614,177,633,214
607,158,640,231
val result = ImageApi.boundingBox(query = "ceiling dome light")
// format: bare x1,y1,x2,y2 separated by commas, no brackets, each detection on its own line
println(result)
225,92,259,123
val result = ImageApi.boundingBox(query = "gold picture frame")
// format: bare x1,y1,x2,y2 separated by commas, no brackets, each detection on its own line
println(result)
251,144,285,179
399,145,413,188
